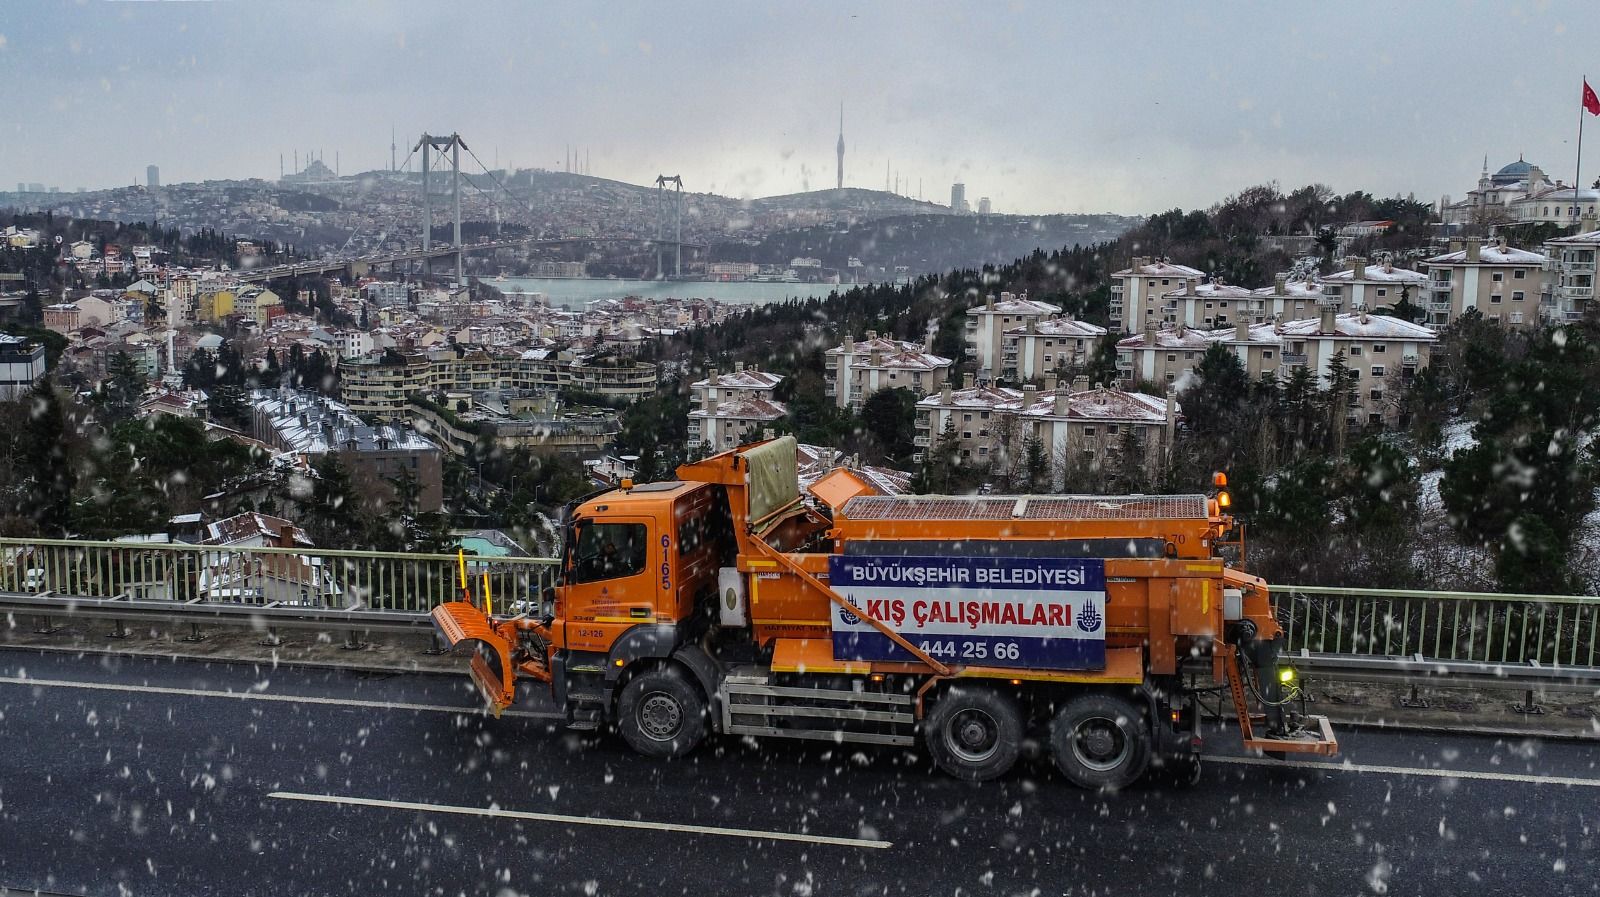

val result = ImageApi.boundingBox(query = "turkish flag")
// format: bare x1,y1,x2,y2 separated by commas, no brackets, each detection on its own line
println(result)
1585,79,1600,115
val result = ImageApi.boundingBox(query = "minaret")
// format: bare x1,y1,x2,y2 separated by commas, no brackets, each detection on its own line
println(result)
836,102,845,191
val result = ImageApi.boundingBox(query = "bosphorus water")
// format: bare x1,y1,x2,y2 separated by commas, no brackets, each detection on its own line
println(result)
496,277,849,309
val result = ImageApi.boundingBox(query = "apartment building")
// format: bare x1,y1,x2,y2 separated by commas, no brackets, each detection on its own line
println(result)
687,390,787,451
340,347,659,420
1158,281,1263,329
824,332,952,409
1109,257,1205,333
0,333,46,399
249,388,443,511
690,363,784,406
1115,322,1228,387
1240,274,1337,324
1001,317,1105,382
911,373,1178,480
1317,257,1429,311
1541,225,1600,323
965,292,1061,377
1118,310,1436,425
1421,238,1547,328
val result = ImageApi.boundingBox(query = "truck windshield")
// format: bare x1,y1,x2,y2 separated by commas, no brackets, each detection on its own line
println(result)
569,522,648,584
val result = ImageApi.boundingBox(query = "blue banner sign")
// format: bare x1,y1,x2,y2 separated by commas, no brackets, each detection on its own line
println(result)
827,555,1107,670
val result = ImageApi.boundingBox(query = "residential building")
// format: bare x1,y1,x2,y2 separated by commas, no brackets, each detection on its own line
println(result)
1316,257,1429,312
1156,281,1262,329
1242,274,1337,324
1420,238,1548,328
0,333,46,398
964,291,1061,378
43,302,80,334
197,512,336,606
249,388,444,511
363,281,409,308
3,226,40,249
824,332,952,409
340,347,657,420
1120,310,1437,425
1109,258,1205,333
689,363,784,406
912,373,1179,480
237,287,282,325
1000,317,1105,381
1115,322,1229,388
687,390,787,451
407,391,620,460
1541,225,1600,323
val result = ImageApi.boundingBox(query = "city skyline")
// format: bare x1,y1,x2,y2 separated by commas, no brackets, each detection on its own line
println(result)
4,2,1600,215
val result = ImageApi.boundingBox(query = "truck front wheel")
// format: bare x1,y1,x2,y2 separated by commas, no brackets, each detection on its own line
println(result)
923,686,1023,782
616,666,708,760
1050,693,1152,791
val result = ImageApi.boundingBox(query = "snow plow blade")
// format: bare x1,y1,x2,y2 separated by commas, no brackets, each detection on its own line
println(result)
431,601,516,716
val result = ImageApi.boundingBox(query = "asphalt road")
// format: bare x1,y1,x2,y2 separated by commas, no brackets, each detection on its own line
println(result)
0,648,1595,897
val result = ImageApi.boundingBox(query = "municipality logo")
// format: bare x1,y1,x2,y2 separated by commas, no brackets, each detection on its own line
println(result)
1077,599,1103,633
838,598,860,627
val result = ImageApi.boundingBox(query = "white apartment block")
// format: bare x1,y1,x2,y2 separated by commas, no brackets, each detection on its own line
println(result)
687,391,787,451
824,332,953,409
1318,257,1429,311
689,363,784,406
1420,238,1547,328
964,292,1061,378
1157,281,1262,329
1001,316,1105,382
912,373,1178,480
1542,226,1600,324
1109,258,1205,333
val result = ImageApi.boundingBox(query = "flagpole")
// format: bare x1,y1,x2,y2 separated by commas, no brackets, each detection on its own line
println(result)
1577,75,1586,229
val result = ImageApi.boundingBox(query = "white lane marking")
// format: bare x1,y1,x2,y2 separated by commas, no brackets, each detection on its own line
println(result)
1212,755,1600,788
0,675,563,720
267,791,893,849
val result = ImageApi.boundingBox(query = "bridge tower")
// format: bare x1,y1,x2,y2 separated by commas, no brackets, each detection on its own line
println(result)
416,132,468,285
654,174,684,279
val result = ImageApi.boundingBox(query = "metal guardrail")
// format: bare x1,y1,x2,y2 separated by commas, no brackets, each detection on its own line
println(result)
1294,651,1600,694
1277,585,1600,669
0,537,558,614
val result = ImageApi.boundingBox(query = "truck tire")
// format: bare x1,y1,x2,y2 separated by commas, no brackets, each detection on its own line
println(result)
616,666,708,760
923,686,1023,782
1050,694,1152,791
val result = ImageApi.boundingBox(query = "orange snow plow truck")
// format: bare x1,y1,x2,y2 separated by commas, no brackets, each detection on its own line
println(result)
433,436,1336,788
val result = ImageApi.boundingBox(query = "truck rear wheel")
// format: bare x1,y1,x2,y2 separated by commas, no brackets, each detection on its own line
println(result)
1050,694,1152,791
616,666,707,760
923,686,1022,782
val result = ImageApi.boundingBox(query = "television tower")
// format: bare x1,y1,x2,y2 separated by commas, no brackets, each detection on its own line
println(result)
836,102,845,191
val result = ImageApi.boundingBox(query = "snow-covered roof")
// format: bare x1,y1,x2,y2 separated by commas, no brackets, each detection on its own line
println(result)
689,396,788,420
1273,312,1438,341
1321,264,1428,283
918,384,1174,423
205,512,314,548
1424,245,1547,265
1544,228,1600,245
1116,325,1231,351
967,297,1063,315
691,368,785,391
1004,317,1107,338
1159,282,1259,300
1113,261,1205,278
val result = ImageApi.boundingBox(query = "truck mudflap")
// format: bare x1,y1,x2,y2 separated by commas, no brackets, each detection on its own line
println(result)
431,601,516,716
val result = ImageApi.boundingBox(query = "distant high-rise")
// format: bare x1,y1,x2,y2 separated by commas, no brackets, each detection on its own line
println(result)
950,181,967,213
836,102,845,191
978,196,992,216
147,165,160,188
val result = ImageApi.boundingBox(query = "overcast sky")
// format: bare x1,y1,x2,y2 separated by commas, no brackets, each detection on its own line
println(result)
3,1,1600,215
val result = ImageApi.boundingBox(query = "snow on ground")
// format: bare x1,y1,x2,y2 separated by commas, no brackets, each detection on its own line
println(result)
1417,419,1477,518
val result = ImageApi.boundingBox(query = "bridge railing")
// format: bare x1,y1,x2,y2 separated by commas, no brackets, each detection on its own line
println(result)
1276,585,1600,668
0,538,558,614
